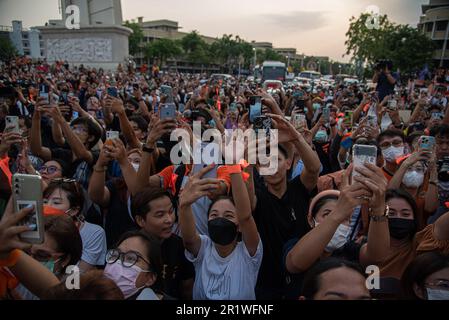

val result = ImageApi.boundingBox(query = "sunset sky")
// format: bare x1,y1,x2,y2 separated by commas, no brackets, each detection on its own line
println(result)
0,0,428,62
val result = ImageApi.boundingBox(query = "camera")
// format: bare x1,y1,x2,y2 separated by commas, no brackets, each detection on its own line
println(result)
374,59,393,72
438,156,449,182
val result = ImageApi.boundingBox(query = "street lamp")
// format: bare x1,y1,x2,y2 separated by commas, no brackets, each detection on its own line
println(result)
317,61,321,74
253,48,257,76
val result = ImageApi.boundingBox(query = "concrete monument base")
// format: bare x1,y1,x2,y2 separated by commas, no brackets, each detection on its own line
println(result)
37,25,132,70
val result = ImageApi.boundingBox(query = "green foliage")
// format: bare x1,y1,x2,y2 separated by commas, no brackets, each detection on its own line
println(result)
124,21,144,56
144,38,182,63
345,13,435,74
0,37,17,62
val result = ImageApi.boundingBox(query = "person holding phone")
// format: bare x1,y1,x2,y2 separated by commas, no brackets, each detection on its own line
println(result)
284,165,389,298
179,164,262,300
43,180,107,273
130,187,195,300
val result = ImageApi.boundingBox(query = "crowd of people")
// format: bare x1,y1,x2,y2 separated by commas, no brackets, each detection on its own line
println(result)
1,56,449,301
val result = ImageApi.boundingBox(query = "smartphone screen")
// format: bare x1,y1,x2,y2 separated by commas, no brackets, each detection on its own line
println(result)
159,103,176,120
418,136,435,151
249,96,262,123
352,145,377,182
39,84,50,103
107,87,118,98
293,114,307,129
322,107,330,123
161,85,174,103
5,116,20,133
12,174,44,244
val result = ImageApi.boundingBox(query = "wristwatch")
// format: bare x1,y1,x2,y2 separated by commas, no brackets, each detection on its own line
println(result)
369,205,389,222
94,166,107,173
142,145,155,154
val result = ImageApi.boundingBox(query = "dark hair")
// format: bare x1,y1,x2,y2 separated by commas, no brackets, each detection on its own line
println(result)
43,180,84,212
430,124,449,139
115,230,163,290
44,158,70,177
42,270,124,300
311,195,339,218
70,116,102,148
401,251,449,300
128,115,148,132
386,189,420,231
385,189,418,217
302,258,366,299
44,215,82,272
377,128,405,144
278,143,289,159
131,187,172,221
207,195,235,217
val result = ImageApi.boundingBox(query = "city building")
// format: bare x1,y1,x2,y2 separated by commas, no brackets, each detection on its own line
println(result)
134,18,219,73
418,0,449,67
251,41,273,50
37,0,132,70
0,21,43,59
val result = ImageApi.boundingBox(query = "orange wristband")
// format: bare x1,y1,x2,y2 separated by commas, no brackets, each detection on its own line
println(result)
0,250,22,267
227,164,242,174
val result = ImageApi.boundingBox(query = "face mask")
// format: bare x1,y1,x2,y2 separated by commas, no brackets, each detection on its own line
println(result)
315,130,328,143
313,103,321,111
104,260,149,299
325,224,351,253
41,260,56,273
402,170,424,188
208,217,238,246
426,288,449,300
131,163,140,172
382,146,404,163
388,218,416,240
43,205,66,217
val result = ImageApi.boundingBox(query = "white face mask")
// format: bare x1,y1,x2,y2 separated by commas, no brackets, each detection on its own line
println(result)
325,224,351,253
402,170,424,188
382,146,404,163
426,288,449,300
131,163,140,172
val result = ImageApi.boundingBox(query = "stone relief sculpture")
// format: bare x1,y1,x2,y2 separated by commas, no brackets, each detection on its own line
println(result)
47,38,112,62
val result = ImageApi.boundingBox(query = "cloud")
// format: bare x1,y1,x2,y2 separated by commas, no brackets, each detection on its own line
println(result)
261,10,329,31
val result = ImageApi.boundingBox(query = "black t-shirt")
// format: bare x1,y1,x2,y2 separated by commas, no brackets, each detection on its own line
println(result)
160,234,195,299
253,175,315,299
50,147,99,188
104,179,137,248
376,72,397,101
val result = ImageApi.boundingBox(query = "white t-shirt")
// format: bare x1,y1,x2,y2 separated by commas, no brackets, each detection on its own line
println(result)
185,235,263,300
79,222,107,266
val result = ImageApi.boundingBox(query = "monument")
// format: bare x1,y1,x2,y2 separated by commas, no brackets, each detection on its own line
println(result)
36,0,132,70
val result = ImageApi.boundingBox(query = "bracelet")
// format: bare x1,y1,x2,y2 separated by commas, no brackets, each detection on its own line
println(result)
0,249,22,267
93,166,107,173
227,164,242,174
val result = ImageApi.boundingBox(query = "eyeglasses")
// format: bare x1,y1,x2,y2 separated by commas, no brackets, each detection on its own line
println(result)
39,165,61,175
106,249,152,269
379,140,404,149
425,280,449,291
70,126,88,134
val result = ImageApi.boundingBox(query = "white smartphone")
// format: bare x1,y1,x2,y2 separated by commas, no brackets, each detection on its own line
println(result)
106,131,119,141
5,116,20,134
12,174,44,244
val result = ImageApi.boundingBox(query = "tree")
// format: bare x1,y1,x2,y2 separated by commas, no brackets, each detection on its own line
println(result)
345,13,435,75
180,31,210,64
124,21,144,56
144,38,182,65
0,37,17,62
209,34,254,72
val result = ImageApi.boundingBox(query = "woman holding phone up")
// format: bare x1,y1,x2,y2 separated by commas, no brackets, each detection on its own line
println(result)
178,164,262,300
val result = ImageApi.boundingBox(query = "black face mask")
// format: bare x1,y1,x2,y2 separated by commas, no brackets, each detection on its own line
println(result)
388,218,416,240
208,217,238,246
